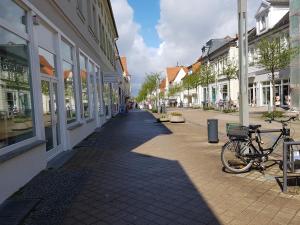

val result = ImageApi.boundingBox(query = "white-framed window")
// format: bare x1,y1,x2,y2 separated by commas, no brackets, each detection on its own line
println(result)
61,39,78,124
96,66,103,117
79,52,90,119
0,0,36,150
260,16,267,31
88,60,96,118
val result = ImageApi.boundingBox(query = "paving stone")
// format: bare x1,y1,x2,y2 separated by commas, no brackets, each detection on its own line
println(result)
3,110,300,225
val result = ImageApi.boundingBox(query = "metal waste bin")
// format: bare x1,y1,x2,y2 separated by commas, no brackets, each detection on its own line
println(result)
207,119,219,143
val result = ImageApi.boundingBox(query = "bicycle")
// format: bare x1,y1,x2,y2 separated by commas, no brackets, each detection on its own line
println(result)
221,116,297,173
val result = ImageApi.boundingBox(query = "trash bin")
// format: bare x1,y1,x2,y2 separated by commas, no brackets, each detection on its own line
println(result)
207,119,219,143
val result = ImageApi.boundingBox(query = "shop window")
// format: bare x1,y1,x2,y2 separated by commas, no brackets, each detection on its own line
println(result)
0,0,27,33
62,40,77,124
96,67,103,117
79,54,89,118
88,61,95,118
0,26,35,149
103,83,110,117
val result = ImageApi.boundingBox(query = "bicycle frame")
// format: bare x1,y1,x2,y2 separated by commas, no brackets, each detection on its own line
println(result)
245,128,288,158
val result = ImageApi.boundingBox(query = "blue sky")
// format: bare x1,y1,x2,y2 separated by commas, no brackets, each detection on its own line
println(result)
112,0,261,96
127,0,160,48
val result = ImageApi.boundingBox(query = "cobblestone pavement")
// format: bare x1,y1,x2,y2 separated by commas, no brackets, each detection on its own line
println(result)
20,110,300,224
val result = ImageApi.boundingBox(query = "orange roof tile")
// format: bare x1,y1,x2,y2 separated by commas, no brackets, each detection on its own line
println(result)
166,66,187,83
160,78,166,92
192,62,201,72
120,56,129,76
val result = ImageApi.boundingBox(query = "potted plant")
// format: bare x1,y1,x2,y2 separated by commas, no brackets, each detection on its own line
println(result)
169,112,185,123
159,114,169,122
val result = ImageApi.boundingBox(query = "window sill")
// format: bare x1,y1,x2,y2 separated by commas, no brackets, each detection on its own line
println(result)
0,140,46,164
67,121,83,130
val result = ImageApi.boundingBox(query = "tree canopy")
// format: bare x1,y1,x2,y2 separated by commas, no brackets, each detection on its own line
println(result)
199,64,215,87
136,73,160,102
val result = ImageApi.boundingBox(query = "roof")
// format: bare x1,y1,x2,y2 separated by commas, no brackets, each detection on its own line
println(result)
166,66,188,83
106,0,119,38
249,12,289,43
120,56,129,76
192,62,201,73
200,37,236,60
160,78,166,92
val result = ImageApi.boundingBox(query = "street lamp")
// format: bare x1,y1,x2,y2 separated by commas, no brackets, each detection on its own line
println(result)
237,0,249,126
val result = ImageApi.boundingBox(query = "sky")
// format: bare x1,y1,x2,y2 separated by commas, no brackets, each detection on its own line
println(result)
111,0,262,96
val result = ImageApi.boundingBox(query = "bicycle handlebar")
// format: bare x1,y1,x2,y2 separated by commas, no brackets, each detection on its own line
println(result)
265,116,297,124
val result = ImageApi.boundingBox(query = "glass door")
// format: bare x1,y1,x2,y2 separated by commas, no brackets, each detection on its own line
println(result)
41,78,61,159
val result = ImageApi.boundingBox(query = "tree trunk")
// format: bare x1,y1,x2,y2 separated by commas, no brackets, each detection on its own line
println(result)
271,72,276,113
228,79,232,110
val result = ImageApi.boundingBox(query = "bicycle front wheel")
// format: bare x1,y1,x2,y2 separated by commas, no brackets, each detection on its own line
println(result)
221,140,254,173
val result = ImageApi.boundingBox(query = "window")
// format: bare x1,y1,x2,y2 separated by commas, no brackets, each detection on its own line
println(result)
92,5,97,33
96,67,103,117
79,54,89,118
222,84,228,100
103,83,110,117
39,47,56,77
0,0,27,33
62,40,77,124
77,0,85,22
0,24,35,149
88,61,95,118
260,16,266,31
100,24,105,50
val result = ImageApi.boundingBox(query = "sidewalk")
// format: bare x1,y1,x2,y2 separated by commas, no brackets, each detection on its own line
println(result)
4,110,300,225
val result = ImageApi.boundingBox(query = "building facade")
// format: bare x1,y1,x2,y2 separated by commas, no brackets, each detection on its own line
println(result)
290,0,300,110
199,37,239,107
248,0,289,107
0,0,126,204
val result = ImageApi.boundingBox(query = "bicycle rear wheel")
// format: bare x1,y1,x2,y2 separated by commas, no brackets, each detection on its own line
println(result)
221,140,254,173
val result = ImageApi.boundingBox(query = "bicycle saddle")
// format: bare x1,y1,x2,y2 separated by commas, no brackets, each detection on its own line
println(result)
249,124,261,130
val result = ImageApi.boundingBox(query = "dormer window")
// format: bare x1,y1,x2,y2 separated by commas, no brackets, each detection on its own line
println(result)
260,16,266,31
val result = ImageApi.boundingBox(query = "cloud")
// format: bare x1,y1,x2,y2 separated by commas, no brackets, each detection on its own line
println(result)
111,0,261,95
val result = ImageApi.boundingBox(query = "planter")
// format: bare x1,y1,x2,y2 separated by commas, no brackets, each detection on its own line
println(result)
170,115,185,123
159,117,169,122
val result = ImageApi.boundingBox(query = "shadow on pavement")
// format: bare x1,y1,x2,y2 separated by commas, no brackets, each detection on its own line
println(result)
10,110,221,225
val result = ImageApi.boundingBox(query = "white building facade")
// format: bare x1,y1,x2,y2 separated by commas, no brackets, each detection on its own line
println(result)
248,0,289,108
198,38,239,107
0,0,125,204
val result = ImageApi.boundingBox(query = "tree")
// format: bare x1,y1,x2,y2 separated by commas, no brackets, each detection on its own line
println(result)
136,73,160,106
257,37,298,112
182,70,201,104
167,84,182,98
223,61,238,104
199,64,215,106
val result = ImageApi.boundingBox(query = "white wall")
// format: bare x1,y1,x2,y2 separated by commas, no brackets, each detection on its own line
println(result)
0,145,46,204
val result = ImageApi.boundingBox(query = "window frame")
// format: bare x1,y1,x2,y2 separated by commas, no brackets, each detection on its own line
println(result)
0,2,40,155
61,38,79,126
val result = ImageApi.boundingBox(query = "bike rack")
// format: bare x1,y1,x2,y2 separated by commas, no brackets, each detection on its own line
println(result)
283,141,300,192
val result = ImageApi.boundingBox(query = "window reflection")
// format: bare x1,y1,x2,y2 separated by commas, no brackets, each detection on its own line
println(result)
39,47,56,76
0,0,27,33
79,54,89,118
63,62,76,123
0,26,34,149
